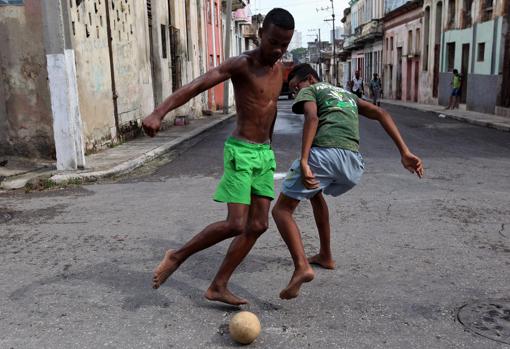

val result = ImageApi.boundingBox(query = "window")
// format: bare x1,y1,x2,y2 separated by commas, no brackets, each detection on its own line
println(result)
161,25,167,58
462,0,473,27
207,0,211,24
448,0,456,28
390,37,394,51
423,6,430,70
408,30,413,55
481,0,493,21
447,42,455,71
416,29,421,53
477,42,485,61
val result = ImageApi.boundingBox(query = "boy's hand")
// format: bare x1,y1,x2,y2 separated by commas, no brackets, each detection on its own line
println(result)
142,112,162,137
300,161,320,189
401,152,424,178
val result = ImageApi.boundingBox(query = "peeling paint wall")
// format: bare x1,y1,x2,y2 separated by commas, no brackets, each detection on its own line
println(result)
67,0,153,153
169,0,208,118
0,1,54,158
383,8,422,102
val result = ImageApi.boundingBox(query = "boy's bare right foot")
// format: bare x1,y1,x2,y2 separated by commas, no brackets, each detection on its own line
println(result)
308,254,336,269
153,250,181,289
205,286,248,306
279,266,315,300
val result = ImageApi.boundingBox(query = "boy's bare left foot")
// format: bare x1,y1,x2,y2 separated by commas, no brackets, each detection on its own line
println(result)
153,250,181,289
205,286,248,306
279,266,315,300
308,254,336,269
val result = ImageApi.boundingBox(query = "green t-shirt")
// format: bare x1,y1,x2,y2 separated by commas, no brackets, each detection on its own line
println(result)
453,74,461,89
292,82,360,151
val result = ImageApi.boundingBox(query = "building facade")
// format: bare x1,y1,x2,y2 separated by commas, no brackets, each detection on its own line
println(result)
383,0,423,102
437,0,508,113
0,0,236,169
341,0,384,95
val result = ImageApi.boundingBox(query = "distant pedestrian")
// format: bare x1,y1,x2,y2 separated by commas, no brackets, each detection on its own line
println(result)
351,70,364,98
369,73,382,106
446,69,461,110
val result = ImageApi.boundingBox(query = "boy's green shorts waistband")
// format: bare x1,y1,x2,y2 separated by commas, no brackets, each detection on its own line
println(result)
225,136,271,150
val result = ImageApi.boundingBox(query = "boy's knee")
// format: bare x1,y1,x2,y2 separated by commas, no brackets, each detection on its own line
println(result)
248,220,268,236
227,219,247,236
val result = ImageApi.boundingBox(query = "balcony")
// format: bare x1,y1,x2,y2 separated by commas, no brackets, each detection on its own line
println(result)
354,19,383,44
233,6,252,23
222,0,248,11
241,24,257,39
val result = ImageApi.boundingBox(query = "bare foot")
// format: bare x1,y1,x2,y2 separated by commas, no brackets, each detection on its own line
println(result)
279,267,315,300
204,286,248,306
152,250,181,289
308,254,336,269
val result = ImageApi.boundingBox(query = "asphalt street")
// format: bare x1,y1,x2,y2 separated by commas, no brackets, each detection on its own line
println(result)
1,99,509,348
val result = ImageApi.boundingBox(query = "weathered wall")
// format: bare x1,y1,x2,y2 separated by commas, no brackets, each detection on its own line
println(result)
67,0,115,153
466,74,501,113
68,0,154,153
0,1,54,158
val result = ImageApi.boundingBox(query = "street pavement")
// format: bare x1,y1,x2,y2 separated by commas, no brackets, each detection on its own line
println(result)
1,100,509,348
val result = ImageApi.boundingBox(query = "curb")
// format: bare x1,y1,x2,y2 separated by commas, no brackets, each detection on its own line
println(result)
380,101,510,132
50,113,235,184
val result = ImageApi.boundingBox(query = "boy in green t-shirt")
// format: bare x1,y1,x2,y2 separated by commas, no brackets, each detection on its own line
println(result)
272,64,424,300
446,69,461,110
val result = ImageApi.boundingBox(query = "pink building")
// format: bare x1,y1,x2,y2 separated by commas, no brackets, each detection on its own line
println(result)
205,0,224,110
383,1,423,102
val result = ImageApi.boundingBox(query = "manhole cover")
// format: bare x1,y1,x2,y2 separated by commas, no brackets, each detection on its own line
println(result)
0,211,13,223
457,299,510,344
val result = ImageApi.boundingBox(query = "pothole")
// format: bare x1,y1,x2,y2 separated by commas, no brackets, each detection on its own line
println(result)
457,299,510,344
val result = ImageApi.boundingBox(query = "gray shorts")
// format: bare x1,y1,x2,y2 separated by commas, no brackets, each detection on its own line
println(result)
281,147,365,201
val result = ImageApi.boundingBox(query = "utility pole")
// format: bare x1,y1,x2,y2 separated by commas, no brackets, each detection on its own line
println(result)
223,0,232,114
41,0,85,170
321,0,337,86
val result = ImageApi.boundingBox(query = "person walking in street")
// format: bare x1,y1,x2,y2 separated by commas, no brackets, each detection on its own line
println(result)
369,73,382,106
446,69,461,110
142,8,295,306
271,64,424,300
351,70,364,98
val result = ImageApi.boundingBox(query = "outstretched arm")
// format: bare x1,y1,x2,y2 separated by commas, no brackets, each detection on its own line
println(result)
357,98,424,178
300,101,320,189
143,56,244,137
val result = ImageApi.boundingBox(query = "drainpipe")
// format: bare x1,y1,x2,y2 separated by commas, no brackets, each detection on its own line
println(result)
211,0,217,107
104,0,120,137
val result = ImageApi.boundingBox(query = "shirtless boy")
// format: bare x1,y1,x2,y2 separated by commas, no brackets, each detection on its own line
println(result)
142,8,294,306
271,64,424,300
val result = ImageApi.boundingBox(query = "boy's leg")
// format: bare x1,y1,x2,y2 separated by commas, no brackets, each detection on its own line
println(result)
205,195,271,305
152,203,250,289
272,194,315,300
308,192,335,269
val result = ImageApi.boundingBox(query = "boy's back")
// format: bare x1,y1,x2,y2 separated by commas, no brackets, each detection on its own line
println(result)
292,82,360,152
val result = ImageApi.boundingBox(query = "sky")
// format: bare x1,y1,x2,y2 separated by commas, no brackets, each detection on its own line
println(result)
250,0,350,44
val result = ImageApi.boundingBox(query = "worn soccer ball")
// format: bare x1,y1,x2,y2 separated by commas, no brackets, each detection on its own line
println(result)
229,311,261,344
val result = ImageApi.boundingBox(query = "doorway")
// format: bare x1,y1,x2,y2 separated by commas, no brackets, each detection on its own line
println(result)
461,43,469,103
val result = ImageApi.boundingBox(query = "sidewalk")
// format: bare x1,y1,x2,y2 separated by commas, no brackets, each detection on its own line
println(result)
380,98,510,132
0,112,235,190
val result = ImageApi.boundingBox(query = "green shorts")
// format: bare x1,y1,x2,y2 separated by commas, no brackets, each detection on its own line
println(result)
213,137,276,205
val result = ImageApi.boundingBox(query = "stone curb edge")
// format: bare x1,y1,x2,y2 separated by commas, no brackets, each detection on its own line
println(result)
50,113,236,184
380,101,510,132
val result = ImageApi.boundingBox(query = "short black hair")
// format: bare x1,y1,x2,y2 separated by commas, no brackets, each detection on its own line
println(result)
262,8,295,30
288,63,320,83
